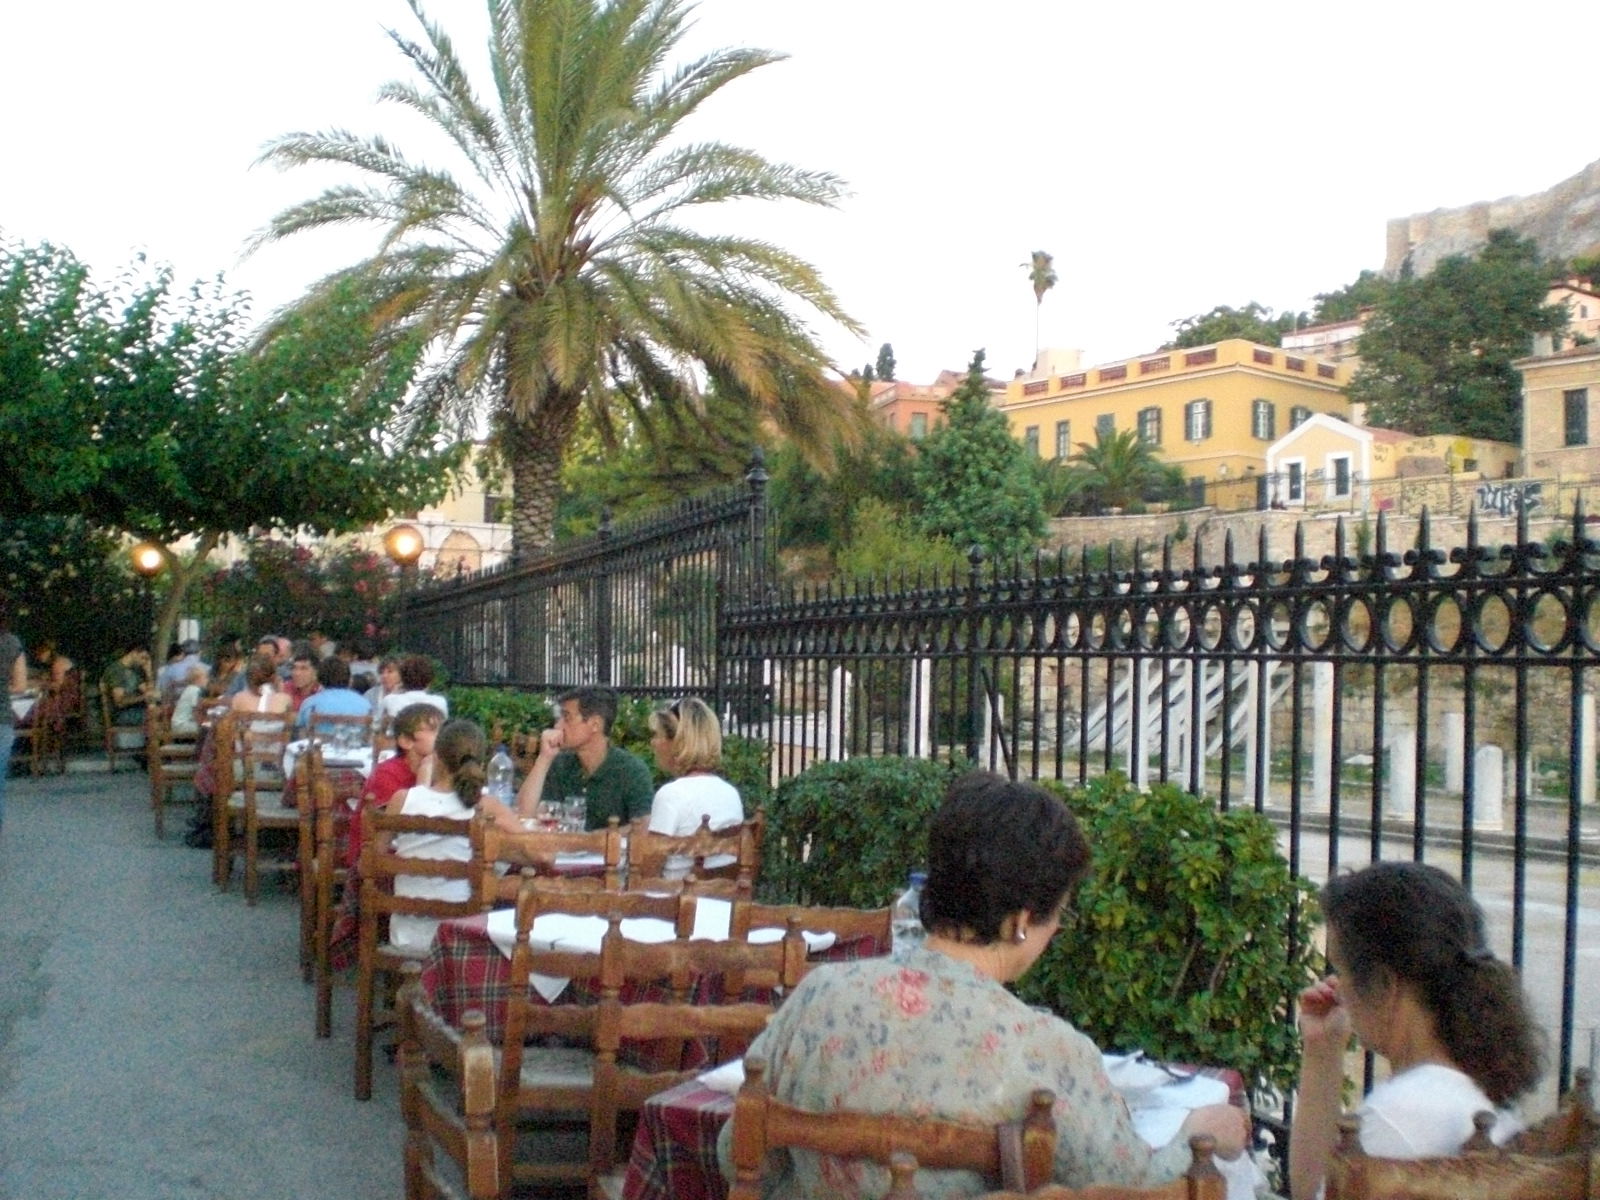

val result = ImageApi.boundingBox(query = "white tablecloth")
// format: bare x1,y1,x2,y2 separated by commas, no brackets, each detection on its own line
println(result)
281,740,379,789
11,695,37,722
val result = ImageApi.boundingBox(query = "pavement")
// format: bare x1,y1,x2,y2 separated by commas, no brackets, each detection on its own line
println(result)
0,760,401,1200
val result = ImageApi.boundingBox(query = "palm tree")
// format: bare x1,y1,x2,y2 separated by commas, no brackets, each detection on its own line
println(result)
1068,428,1181,512
253,0,863,555
1023,250,1057,365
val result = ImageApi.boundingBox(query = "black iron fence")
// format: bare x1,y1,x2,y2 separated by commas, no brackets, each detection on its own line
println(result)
405,463,770,697
719,507,1600,1102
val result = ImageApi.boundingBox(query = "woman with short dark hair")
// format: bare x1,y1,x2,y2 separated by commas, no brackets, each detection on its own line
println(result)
1288,861,1544,1200
727,770,1247,1197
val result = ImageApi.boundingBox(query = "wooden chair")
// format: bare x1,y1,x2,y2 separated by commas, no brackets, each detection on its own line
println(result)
100,678,147,772
147,701,199,837
473,818,625,907
588,922,809,1199
728,1055,1058,1200
625,873,753,901
729,900,893,964
495,877,702,1191
297,748,351,1038
214,714,296,904
397,963,501,1200
1506,1069,1599,1156
967,1137,1225,1199
1325,1109,1600,1200
355,807,487,1101
626,810,765,885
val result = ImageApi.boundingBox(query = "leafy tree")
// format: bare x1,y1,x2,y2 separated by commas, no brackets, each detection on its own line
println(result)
1350,230,1567,441
911,350,1045,560
1024,250,1057,361
0,515,149,673
768,417,917,554
834,498,963,580
1163,302,1304,350
1061,428,1185,513
0,240,464,659
874,342,896,382
255,0,863,557
1311,270,1390,325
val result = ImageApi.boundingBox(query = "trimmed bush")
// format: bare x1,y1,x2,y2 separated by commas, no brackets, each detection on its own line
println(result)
1018,774,1320,1103
759,756,959,907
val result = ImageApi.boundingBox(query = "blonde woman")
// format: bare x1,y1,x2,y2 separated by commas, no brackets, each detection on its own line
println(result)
645,698,744,878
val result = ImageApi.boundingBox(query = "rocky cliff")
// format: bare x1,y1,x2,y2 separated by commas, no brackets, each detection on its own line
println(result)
1384,158,1600,276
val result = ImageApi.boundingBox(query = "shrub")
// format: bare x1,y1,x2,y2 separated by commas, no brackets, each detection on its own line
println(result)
444,687,553,742
1017,774,1321,1103
759,756,959,908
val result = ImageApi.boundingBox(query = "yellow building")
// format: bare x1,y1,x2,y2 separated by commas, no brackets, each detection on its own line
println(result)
1518,343,1600,478
1264,414,1517,513
1000,339,1353,508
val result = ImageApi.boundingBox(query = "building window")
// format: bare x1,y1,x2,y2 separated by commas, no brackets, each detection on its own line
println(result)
1183,348,1217,367
1252,348,1274,365
1095,413,1116,440
1139,356,1171,375
1188,477,1206,506
1023,425,1040,456
1054,420,1071,460
1023,380,1049,396
483,493,508,524
1251,399,1276,441
910,412,928,440
1099,365,1127,383
1289,405,1312,430
1184,398,1212,441
1061,373,1086,389
1137,406,1161,445
1287,461,1304,502
1317,363,1337,379
1285,356,1306,372
1564,388,1588,447
1329,455,1351,499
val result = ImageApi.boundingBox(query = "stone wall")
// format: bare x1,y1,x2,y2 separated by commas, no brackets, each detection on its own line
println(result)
1384,157,1600,276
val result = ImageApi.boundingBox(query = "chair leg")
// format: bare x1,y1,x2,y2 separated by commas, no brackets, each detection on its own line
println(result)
152,772,165,839
244,808,259,906
354,937,376,1100
214,797,233,891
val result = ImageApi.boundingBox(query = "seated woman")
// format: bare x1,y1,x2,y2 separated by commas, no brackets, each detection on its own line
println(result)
169,663,210,738
386,718,521,953
228,653,292,718
645,697,744,876
1288,860,1543,1200
378,653,450,729
724,770,1247,1197
29,639,73,690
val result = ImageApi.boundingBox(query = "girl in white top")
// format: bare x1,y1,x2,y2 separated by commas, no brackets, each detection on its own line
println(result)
169,663,210,736
646,697,744,876
1289,861,1543,1200
386,717,522,952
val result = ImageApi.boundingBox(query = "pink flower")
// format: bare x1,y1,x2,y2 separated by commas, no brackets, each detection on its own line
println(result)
874,968,930,1018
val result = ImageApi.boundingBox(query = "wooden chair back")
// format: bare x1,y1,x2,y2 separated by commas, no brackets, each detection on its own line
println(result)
355,805,486,1101
728,1055,1058,1200
397,963,501,1200
626,810,763,884
588,924,808,1194
1506,1069,1599,1157
473,817,624,904
1326,1108,1600,1199
729,900,893,962
626,873,754,901
968,1136,1225,1199
147,699,200,837
297,746,347,1038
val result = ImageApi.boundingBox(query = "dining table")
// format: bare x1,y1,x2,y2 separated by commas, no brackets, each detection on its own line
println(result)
620,1056,1258,1200
418,899,889,1046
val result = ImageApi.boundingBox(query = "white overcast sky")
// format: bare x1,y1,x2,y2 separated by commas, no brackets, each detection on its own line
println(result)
4,1,1596,384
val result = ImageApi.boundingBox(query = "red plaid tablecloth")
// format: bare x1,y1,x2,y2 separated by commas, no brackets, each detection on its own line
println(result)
619,1064,1246,1200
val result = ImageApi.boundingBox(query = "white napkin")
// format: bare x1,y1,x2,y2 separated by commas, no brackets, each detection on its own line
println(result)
690,898,732,941
748,927,838,953
1103,1054,1262,1200
698,1059,746,1094
551,851,605,867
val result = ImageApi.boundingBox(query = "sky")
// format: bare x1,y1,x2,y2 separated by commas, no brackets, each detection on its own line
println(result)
4,1,1597,385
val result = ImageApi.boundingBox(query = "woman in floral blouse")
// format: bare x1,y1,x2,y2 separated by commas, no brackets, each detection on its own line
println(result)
729,771,1247,1198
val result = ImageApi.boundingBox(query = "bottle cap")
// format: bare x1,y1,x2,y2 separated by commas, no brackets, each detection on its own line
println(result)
909,870,927,887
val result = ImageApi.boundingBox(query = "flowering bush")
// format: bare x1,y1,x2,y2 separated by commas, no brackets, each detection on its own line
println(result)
197,539,400,646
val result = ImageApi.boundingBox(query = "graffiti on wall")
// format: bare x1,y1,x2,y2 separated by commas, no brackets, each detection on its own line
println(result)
1474,480,1543,517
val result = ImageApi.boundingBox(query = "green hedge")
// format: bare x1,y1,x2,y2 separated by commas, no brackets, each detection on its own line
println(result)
759,756,959,908
757,757,1319,1103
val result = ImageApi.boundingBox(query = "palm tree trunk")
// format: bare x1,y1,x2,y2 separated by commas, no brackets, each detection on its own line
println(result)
505,395,580,559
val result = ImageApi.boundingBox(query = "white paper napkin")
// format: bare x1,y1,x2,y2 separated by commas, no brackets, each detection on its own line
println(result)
698,1059,746,1094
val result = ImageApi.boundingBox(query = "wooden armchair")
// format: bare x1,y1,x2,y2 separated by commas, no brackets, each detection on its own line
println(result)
100,678,147,772
493,877,693,1191
1325,1109,1600,1200
730,900,893,963
589,923,808,1199
626,810,764,885
473,818,624,906
728,1055,1057,1200
397,963,501,1200
355,808,486,1101
147,700,200,837
968,1137,1224,1199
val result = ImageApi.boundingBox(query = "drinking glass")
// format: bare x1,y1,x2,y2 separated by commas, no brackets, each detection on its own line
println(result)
562,795,587,832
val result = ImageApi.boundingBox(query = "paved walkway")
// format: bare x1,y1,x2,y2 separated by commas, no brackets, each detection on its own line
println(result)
0,764,400,1200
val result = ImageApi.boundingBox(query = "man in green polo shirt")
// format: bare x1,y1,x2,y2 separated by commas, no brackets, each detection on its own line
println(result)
515,685,653,830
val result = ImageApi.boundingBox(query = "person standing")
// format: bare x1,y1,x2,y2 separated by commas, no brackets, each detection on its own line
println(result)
0,592,27,829
515,685,653,831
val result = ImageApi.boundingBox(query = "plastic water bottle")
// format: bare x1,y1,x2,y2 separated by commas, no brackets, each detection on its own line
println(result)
487,744,516,807
891,870,927,954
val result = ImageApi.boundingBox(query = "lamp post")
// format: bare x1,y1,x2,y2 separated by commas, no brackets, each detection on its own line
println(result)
130,540,167,658
384,524,425,650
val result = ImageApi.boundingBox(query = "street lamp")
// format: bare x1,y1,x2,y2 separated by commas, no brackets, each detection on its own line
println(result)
130,541,167,658
384,524,425,649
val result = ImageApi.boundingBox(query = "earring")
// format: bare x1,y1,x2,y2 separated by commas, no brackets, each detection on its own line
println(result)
1016,927,1027,943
